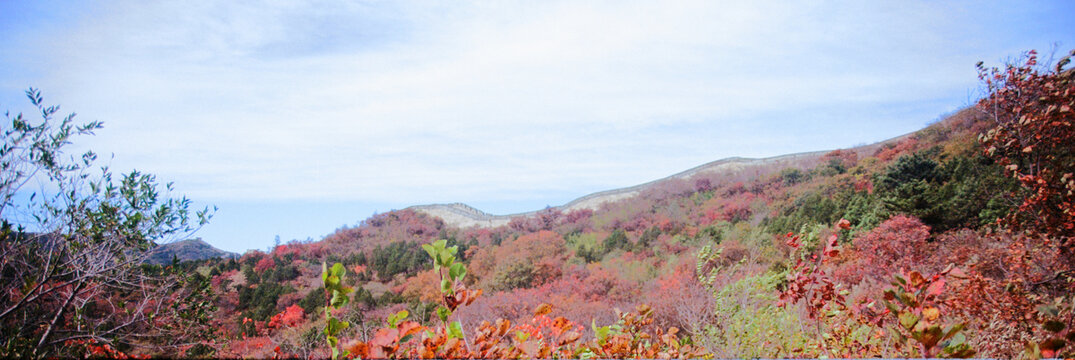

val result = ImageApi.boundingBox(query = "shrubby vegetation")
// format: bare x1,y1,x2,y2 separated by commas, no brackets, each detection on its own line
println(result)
4,49,1074,358
0,89,214,357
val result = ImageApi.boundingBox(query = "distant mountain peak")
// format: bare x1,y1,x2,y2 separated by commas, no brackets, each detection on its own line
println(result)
146,238,238,265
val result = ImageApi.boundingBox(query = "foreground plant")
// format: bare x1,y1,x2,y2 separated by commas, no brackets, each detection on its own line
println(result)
322,262,354,360
880,266,975,358
0,89,213,358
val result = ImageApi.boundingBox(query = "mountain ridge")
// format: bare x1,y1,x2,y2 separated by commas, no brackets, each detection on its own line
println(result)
409,129,914,228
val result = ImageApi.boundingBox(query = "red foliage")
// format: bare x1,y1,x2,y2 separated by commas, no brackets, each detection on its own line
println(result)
978,49,1075,257
821,149,859,170
694,178,713,192
701,192,756,224
875,136,920,162
267,304,305,329
254,256,276,273
563,209,594,226
840,215,934,284
779,227,847,320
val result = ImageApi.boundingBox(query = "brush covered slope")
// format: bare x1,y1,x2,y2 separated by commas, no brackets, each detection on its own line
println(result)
10,50,1072,358
156,51,1073,359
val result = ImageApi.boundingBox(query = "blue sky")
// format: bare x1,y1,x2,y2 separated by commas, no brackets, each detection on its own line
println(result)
1,1,1072,253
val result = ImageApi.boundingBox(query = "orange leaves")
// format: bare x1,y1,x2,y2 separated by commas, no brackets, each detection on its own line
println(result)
533,303,552,317
356,320,429,359
444,288,481,312
978,48,1075,257
266,304,304,330
557,330,582,346
337,301,705,359
823,234,841,258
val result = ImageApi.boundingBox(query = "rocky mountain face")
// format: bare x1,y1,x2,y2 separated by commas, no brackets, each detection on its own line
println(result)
146,238,238,265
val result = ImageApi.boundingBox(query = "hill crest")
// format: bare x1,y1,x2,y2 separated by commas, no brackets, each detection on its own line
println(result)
409,129,911,228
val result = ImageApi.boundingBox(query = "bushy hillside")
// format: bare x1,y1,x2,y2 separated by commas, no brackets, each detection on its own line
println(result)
147,50,1073,359
7,49,1070,359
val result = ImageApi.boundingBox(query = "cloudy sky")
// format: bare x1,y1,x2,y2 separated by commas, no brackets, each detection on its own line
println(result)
1,1,1072,252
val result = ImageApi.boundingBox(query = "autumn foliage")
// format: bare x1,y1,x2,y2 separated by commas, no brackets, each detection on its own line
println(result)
978,49,1075,257
12,48,1075,359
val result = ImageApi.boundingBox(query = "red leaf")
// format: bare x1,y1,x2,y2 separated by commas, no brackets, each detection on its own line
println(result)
925,278,945,297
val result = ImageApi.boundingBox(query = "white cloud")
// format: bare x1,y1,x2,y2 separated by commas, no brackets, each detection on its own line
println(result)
3,0,1072,207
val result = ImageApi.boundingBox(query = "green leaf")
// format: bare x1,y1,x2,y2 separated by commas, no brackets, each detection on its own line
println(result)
945,332,966,348
325,275,339,288
448,321,464,339
388,310,409,328
437,306,452,322
899,311,919,331
449,262,466,281
883,299,900,314
422,244,437,259
441,278,453,294
1038,304,1060,318
898,292,916,307
592,319,610,344
942,323,965,340
330,262,346,278
330,289,350,308
326,318,350,335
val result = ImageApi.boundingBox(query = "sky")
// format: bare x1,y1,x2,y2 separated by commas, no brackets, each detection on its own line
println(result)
1,1,1072,253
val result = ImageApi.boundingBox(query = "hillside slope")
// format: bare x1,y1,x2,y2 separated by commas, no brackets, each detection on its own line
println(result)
410,132,910,228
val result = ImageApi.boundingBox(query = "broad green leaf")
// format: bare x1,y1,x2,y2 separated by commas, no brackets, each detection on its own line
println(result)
592,319,610,344
946,332,966,348
449,262,466,281
899,311,919,330
441,278,453,294
437,306,452,322
326,318,349,334
883,299,900,313
330,289,350,308
942,323,965,340
330,262,346,278
422,244,436,259
448,321,464,339
388,310,409,328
